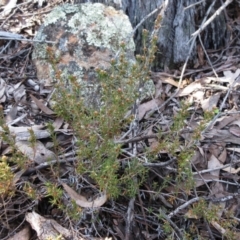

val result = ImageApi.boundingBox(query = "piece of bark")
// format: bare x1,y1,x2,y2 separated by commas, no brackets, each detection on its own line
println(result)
25,211,72,240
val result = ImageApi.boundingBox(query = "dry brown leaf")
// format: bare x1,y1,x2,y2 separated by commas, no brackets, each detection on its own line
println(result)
177,78,211,97
206,143,226,164
205,129,240,145
177,81,202,96
146,127,160,152
208,69,240,84
207,154,223,177
30,94,55,115
222,166,240,174
218,148,227,164
8,125,44,133
14,129,51,141
198,146,205,156
165,83,173,96
193,173,219,187
191,90,204,102
201,92,221,111
14,84,26,103
208,143,225,159
161,77,184,88
0,93,6,103
15,140,56,164
153,78,163,98
24,28,35,37
0,125,48,141
0,78,6,102
221,69,240,84
190,151,201,166
229,125,240,137
138,98,163,120
227,147,240,153
190,149,206,169
53,117,64,130
62,183,107,208
209,182,225,219
230,119,240,127
1,0,17,17
207,84,228,90
13,169,25,185
5,105,18,123
215,115,238,129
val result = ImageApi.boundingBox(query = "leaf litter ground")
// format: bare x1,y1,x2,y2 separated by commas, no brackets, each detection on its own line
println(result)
1,1,240,240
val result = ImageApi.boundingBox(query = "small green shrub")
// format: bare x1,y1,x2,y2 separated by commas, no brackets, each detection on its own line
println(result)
49,15,160,199
0,156,14,197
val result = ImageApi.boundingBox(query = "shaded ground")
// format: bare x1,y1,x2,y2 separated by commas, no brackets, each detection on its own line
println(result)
1,1,240,239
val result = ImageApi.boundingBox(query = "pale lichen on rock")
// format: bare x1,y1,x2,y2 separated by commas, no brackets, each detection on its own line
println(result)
33,3,156,109
33,3,136,108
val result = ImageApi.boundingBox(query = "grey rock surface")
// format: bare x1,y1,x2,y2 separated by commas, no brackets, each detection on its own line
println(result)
33,3,135,108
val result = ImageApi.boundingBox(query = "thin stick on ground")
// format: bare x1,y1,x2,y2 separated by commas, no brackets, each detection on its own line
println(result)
198,35,218,78
125,197,135,240
168,197,200,219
